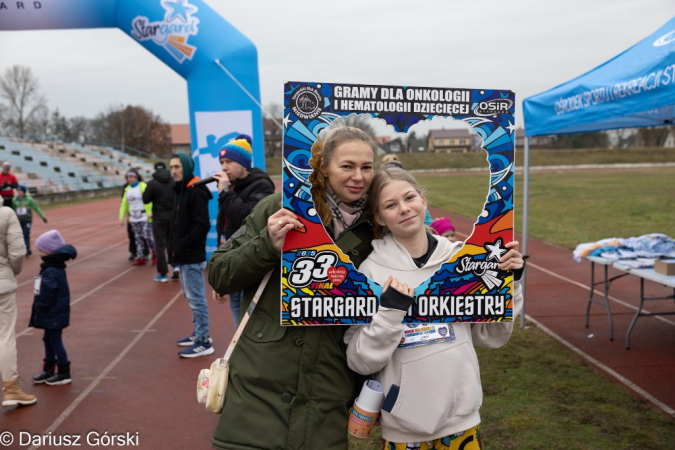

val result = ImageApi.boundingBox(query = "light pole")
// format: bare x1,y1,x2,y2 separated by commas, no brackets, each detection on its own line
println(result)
120,104,125,153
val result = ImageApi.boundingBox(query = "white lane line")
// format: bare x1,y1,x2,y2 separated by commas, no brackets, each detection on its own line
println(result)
28,289,184,450
16,265,135,338
526,314,675,417
528,261,675,327
17,240,125,288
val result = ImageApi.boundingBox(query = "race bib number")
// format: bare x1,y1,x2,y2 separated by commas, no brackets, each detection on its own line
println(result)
16,207,28,216
34,276,41,295
398,324,456,348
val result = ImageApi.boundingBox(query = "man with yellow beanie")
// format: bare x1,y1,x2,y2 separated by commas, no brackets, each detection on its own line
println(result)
211,135,275,327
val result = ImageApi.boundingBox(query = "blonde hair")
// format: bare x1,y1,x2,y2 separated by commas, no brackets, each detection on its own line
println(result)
368,166,425,239
380,154,402,167
308,126,378,226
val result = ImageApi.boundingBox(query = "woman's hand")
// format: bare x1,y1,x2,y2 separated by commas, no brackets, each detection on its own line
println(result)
500,241,524,271
383,276,414,297
212,290,229,304
212,172,230,194
267,209,304,252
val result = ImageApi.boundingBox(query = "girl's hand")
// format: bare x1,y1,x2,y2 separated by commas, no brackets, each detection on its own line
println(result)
383,276,414,297
267,209,305,252
500,241,524,271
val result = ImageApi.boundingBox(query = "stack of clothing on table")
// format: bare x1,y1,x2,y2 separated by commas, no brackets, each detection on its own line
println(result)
573,233,675,265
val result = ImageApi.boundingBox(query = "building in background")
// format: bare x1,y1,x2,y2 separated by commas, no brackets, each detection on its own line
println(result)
169,125,191,155
427,129,473,153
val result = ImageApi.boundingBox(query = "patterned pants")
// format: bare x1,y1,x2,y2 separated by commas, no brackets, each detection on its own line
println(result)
383,425,481,450
130,221,155,259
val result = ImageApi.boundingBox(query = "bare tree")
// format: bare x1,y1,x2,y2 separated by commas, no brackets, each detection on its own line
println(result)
23,106,50,141
634,126,673,147
90,105,171,155
264,102,283,121
68,116,93,143
0,65,48,138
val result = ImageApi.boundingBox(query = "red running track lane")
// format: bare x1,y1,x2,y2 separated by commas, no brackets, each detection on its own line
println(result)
2,190,672,449
4,198,229,449
427,205,675,418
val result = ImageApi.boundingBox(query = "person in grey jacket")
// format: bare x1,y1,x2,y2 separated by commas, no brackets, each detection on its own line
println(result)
345,167,523,448
0,206,36,407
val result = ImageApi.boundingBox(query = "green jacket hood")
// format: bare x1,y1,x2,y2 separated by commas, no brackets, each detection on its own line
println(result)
172,152,194,184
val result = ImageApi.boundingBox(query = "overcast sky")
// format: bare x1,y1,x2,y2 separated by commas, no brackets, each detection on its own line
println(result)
1,0,674,137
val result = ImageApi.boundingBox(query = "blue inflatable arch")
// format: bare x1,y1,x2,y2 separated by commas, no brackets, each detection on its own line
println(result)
0,0,263,254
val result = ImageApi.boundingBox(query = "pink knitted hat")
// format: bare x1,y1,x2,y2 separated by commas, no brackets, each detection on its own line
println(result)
430,217,455,236
35,230,66,254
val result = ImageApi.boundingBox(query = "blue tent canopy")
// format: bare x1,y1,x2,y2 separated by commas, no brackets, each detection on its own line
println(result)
523,16,675,136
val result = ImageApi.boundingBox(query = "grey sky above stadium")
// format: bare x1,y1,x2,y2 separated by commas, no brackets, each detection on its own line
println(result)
0,0,673,135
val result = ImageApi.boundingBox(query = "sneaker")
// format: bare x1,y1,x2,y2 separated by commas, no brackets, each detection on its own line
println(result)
178,339,214,358
177,335,213,347
128,253,135,261
154,274,168,283
171,268,180,281
132,258,147,266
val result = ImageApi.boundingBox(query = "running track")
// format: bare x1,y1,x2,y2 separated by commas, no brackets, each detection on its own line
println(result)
2,192,673,449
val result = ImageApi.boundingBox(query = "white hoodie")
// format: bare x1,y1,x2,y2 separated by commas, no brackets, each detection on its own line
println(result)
345,233,523,443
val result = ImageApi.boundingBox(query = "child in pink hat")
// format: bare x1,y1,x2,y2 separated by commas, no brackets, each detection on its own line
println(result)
430,217,456,242
30,230,77,386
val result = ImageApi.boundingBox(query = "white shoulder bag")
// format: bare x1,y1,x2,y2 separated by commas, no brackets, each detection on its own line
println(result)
197,270,273,414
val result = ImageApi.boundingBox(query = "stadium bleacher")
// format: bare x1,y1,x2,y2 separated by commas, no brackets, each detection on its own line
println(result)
0,137,154,195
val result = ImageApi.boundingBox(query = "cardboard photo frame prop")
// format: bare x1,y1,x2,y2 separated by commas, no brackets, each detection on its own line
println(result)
281,81,516,325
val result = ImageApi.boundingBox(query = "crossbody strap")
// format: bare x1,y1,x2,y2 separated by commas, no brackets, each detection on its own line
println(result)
222,270,273,362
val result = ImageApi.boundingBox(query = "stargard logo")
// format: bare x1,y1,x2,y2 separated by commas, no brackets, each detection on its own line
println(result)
653,29,675,47
131,0,200,63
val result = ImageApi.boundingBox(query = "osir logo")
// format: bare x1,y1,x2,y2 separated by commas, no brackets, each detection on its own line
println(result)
473,99,513,117
290,85,324,120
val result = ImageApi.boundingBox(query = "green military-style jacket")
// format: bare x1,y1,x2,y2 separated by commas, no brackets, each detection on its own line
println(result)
208,193,374,450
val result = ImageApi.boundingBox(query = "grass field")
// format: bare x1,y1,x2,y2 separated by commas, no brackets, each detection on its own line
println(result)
265,147,675,176
420,167,675,250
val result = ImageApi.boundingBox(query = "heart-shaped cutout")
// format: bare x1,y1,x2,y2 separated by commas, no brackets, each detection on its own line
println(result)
327,266,348,286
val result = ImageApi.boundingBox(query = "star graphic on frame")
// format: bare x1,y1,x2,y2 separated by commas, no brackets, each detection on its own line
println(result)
485,239,507,262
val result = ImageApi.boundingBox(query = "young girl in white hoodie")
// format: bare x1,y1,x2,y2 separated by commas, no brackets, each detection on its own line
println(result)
345,167,524,450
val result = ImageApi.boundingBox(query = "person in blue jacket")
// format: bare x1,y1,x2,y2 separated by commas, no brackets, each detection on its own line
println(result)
29,230,77,386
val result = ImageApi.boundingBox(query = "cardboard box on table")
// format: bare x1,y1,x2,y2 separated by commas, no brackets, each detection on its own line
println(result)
654,259,675,276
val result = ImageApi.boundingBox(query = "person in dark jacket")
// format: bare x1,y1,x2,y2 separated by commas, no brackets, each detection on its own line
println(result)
212,135,275,327
143,161,175,282
168,153,214,358
30,230,77,386
208,126,377,449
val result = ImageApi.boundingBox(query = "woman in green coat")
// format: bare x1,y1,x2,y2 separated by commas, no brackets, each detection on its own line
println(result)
208,127,378,450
